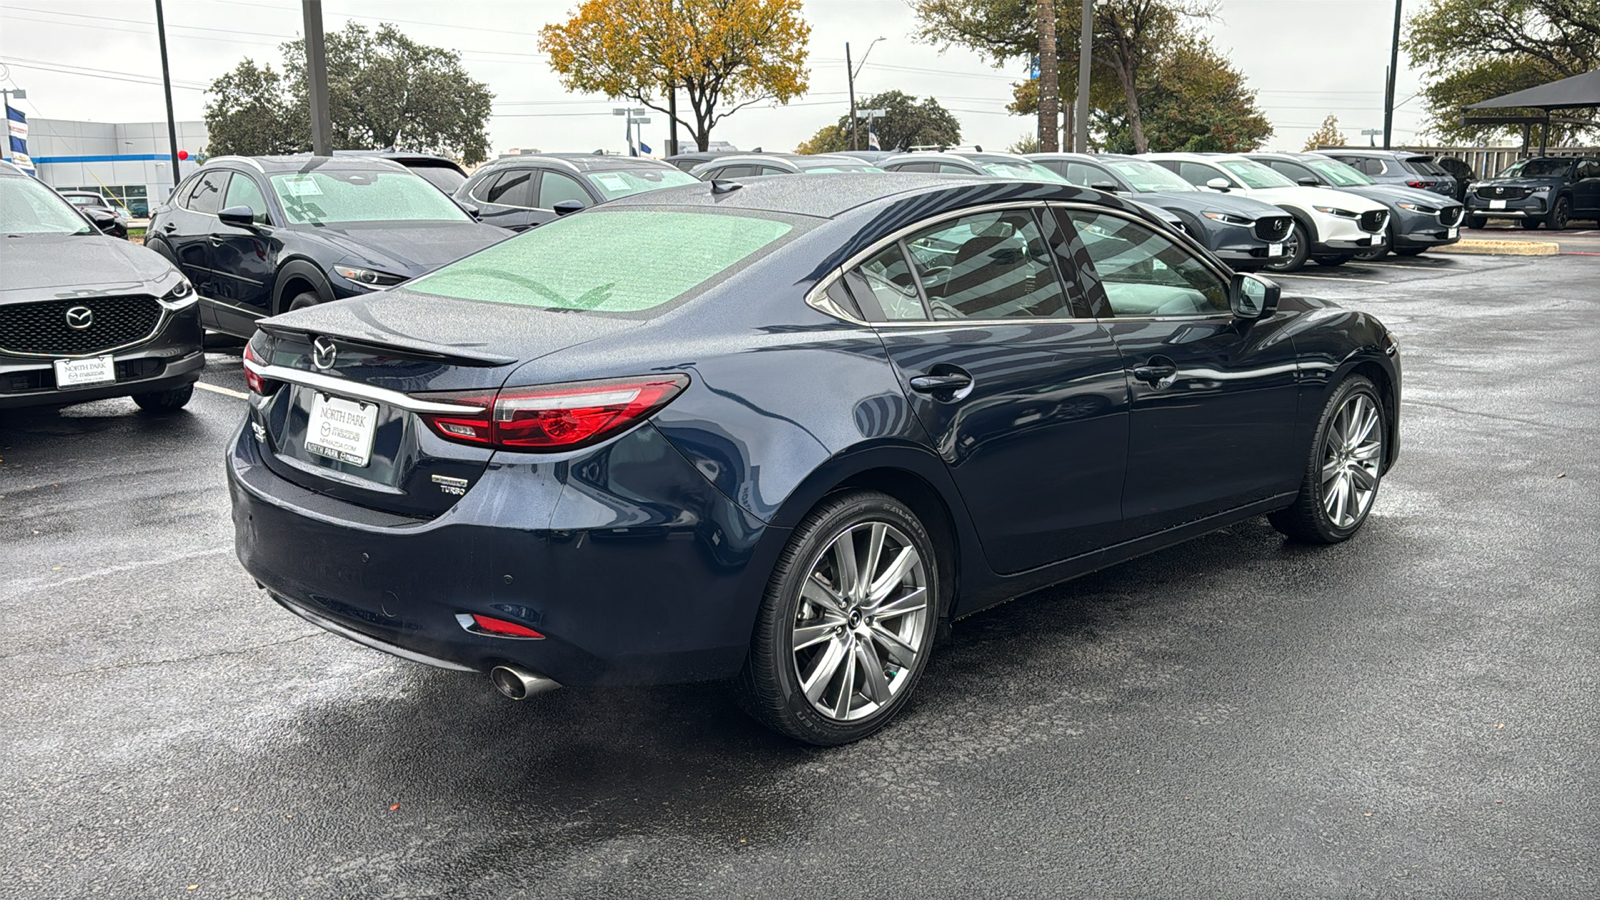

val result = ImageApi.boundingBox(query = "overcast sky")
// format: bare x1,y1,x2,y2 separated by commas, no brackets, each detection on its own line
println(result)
0,0,1433,157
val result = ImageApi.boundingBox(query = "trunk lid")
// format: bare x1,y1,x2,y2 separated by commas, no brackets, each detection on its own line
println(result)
248,289,642,517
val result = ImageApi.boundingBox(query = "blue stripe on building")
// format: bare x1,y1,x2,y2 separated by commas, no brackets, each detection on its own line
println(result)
33,154,172,164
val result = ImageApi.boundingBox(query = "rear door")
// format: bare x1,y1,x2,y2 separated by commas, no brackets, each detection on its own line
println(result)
853,204,1130,573
1060,207,1302,534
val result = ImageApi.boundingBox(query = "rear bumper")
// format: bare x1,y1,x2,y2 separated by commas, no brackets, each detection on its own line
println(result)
228,421,781,686
0,309,204,409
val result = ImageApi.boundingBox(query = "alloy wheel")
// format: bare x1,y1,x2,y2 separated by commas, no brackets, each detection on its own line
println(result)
790,520,929,722
1320,393,1383,528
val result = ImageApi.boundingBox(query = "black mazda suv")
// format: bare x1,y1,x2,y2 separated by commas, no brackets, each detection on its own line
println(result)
1,161,202,412
147,156,510,338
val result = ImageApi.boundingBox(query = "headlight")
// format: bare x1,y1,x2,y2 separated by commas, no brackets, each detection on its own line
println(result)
1313,206,1359,218
1395,202,1436,213
1202,211,1253,226
1530,186,1551,194
333,265,407,288
158,277,198,309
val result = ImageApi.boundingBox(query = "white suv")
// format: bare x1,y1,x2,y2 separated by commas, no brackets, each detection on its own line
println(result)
1143,153,1390,271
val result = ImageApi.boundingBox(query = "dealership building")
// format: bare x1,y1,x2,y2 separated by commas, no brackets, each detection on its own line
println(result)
6,117,209,217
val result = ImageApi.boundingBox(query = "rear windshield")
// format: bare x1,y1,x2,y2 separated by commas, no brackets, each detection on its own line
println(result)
405,209,795,313
1402,157,1447,176
409,165,468,194
1497,158,1572,178
584,167,699,201
269,170,471,225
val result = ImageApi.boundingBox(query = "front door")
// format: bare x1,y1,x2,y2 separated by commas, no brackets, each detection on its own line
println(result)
206,172,279,330
847,206,1130,574
1573,160,1600,217
1060,207,1302,536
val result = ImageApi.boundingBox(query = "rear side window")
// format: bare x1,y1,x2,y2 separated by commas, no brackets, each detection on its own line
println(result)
188,171,228,215
486,169,535,206
406,210,794,313
904,209,1071,320
845,244,926,320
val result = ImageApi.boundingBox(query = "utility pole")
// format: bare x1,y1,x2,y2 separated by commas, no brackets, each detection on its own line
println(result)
1075,0,1093,153
302,0,332,155
154,0,181,182
845,42,858,151
1382,0,1401,150
1037,0,1059,152
667,85,679,157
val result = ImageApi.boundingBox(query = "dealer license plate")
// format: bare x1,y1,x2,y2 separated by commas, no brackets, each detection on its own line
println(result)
305,392,377,467
1269,242,1284,256
1490,199,1507,210
1448,226,1458,239
53,355,115,389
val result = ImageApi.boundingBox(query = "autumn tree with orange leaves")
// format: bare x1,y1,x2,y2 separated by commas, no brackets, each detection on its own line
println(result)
540,0,811,152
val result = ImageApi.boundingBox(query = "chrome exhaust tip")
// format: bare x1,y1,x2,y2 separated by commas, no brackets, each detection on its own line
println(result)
489,665,561,701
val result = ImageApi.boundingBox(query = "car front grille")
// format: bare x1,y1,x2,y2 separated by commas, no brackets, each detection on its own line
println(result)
1476,185,1529,201
1439,206,1465,227
1252,216,1292,242
0,295,163,357
1359,210,1388,233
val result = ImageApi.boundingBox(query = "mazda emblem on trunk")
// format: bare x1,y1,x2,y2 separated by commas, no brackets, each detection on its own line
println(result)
65,306,94,330
312,337,338,370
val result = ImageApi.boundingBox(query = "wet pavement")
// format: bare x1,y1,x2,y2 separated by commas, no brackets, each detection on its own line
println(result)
2,253,1596,898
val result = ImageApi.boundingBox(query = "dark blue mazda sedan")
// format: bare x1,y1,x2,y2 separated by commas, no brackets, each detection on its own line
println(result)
229,174,1401,745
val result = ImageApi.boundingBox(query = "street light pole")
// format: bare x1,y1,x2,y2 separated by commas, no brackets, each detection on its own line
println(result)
1075,0,1093,153
845,42,857,151
154,0,182,182
1382,0,1401,150
302,0,333,155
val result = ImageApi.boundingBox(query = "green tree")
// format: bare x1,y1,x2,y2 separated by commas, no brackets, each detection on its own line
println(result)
540,0,811,151
203,59,298,156
1304,114,1347,150
1404,0,1600,144
203,23,494,164
796,90,962,153
914,0,1220,152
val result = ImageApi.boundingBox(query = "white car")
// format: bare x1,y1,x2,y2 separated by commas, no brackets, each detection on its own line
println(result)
1143,153,1390,271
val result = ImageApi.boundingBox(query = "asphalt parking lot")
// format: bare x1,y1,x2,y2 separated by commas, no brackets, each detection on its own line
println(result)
2,252,1595,898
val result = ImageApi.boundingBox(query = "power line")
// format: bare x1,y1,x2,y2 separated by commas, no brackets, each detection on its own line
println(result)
1,59,209,91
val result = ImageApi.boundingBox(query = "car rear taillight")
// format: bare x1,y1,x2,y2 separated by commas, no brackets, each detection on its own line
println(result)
243,341,275,394
417,374,689,451
1406,180,1432,188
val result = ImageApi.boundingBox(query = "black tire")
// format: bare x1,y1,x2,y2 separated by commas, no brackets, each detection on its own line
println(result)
734,490,940,746
1263,220,1310,273
1314,254,1354,267
1520,218,1542,230
1466,215,1487,229
1544,196,1571,230
1353,223,1395,261
132,384,194,413
288,291,321,312
1269,375,1386,544
1394,247,1428,257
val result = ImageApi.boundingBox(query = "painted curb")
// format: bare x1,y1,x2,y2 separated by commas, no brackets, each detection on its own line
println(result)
1433,240,1560,256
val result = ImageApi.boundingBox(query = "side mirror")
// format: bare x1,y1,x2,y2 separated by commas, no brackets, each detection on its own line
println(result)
1090,181,1124,193
217,205,259,229
1297,176,1320,187
553,199,586,216
1230,272,1280,320
456,200,481,219
1204,177,1232,192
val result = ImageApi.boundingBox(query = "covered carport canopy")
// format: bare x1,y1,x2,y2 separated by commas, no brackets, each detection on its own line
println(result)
1463,69,1600,156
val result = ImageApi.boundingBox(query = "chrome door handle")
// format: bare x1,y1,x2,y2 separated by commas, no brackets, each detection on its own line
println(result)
1132,360,1178,385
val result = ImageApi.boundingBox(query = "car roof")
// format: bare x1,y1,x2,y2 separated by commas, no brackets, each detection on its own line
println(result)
331,150,464,169
602,172,1135,221
481,154,676,174
58,189,103,195
0,159,26,177
207,155,411,175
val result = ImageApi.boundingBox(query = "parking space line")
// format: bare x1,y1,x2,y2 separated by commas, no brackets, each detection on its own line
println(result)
1271,274,1392,284
196,382,248,399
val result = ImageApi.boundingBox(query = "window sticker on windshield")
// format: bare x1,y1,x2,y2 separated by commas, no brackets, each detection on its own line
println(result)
593,173,630,191
281,176,324,197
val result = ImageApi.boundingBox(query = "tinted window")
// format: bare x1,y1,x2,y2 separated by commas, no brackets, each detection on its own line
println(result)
1497,158,1573,178
189,171,228,215
904,209,1071,320
1267,160,1317,183
1067,210,1228,317
409,165,467,194
887,162,935,173
538,172,591,208
1176,162,1225,187
846,244,925,321
1361,158,1386,176
407,210,794,313
1578,161,1600,180
1060,161,1117,188
486,169,535,206
710,165,758,179
223,173,271,224
755,166,790,176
